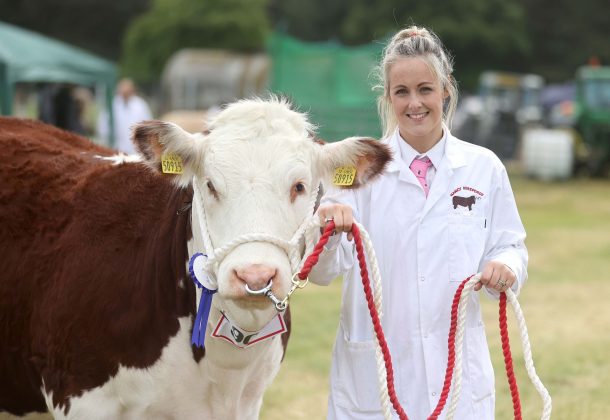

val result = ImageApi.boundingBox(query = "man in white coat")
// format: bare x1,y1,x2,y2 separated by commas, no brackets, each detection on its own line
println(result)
97,78,152,154
310,25,527,420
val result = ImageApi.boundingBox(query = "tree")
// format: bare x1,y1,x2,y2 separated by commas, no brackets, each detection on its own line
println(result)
0,0,150,60
268,0,530,91
521,0,610,82
121,0,270,83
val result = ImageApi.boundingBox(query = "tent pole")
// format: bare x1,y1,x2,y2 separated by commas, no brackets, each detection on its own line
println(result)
0,66,14,115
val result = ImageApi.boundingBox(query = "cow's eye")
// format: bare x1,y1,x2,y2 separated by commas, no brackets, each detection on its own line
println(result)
206,180,219,200
290,181,306,203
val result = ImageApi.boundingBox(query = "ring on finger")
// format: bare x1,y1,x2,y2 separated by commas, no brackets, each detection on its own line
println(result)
324,217,334,223
498,279,507,288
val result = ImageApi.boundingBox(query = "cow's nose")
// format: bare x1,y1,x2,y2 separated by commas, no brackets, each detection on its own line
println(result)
235,264,277,292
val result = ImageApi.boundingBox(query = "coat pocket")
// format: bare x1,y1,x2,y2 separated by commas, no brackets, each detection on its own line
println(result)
466,325,495,402
331,339,383,412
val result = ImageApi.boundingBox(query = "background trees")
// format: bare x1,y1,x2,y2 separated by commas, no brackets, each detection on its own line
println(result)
121,0,269,83
1,0,608,89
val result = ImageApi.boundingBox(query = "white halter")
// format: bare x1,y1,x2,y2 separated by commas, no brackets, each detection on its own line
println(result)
190,177,322,291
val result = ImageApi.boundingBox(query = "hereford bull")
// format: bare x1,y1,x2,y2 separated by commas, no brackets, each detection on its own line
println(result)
452,194,476,211
0,97,391,419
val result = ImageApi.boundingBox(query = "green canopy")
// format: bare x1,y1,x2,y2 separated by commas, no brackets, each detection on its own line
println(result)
0,21,117,142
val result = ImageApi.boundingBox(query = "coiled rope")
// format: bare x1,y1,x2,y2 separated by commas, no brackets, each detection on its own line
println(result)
308,221,552,420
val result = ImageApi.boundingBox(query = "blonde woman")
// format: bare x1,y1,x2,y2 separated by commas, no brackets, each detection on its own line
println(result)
311,25,528,419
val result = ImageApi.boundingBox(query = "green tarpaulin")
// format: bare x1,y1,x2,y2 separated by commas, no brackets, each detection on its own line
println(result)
269,33,384,141
0,21,117,142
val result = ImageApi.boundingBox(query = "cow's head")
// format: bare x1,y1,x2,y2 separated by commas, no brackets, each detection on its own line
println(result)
133,97,391,330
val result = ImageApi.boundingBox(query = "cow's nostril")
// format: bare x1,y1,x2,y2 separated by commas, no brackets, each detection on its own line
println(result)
235,264,278,292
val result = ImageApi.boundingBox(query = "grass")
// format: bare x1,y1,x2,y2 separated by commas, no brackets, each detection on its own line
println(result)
5,177,609,420
261,177,610,420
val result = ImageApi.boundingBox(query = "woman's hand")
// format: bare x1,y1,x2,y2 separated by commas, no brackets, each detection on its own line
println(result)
475,261,516,292
317,203,355,241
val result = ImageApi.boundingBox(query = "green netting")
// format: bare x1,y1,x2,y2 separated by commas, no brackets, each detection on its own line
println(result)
269,33,384,141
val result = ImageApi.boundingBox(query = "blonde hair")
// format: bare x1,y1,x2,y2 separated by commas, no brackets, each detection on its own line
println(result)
373,25,458,139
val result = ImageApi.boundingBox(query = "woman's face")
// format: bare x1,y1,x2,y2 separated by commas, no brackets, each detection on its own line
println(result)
388,57,446,152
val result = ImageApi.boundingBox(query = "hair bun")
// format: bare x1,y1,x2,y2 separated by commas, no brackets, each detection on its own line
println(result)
395,26,430,42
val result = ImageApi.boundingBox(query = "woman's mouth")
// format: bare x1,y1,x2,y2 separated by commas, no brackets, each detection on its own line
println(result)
408,112,428,121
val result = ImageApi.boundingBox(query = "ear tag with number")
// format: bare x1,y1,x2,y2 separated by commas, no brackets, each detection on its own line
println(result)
161,153,184,174
333,166,357,186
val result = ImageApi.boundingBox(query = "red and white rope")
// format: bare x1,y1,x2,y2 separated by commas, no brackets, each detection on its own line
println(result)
505,285,553,419
355,222,393,420
351,222,552,420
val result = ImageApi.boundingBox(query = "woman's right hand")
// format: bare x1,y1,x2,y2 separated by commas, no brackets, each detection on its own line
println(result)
317,203,354,241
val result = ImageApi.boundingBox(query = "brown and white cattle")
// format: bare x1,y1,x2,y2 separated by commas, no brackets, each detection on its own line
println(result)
0,97,391,419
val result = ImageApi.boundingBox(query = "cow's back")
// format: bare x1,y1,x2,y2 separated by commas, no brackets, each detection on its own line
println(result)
0,118,194,414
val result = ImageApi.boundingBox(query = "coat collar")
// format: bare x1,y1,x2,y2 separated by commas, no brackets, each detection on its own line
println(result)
382,127,469,218
384,127,467,174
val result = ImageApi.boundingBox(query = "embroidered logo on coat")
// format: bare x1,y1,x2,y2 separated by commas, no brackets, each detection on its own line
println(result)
449,186,484,211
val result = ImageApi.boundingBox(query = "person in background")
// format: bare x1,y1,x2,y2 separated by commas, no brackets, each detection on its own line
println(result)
98,78,152,154
309,25,528,419
38,83,85,135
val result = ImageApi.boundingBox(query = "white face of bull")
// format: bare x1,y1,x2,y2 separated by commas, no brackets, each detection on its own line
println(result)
134,98,390,330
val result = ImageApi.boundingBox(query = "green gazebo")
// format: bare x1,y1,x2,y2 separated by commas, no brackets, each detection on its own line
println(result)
0,21,117,143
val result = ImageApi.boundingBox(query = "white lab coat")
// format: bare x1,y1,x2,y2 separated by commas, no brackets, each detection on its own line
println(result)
97,95,152,154
310,129,528,420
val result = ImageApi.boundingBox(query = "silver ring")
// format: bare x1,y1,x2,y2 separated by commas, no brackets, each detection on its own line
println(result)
245,279,273,295
498,279,507,288
324,217,334,223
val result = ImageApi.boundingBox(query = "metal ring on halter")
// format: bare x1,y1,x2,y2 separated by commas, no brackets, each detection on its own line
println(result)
245,279,273,295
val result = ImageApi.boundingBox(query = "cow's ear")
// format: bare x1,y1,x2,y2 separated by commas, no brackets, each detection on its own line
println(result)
132,120,204,186
316,137,392,189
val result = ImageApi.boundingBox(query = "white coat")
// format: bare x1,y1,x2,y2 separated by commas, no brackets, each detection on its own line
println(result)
97,95,152,154
310,129,528,420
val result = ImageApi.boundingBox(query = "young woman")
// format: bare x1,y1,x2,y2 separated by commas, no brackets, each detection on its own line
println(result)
310,25,528,419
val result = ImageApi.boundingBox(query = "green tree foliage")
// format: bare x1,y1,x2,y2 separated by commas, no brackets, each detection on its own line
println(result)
0,0,149,60
121,0,270,83
269,0,530,90
522,0,610,82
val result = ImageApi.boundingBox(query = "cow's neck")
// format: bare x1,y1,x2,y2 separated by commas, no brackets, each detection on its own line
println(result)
199,306,284,419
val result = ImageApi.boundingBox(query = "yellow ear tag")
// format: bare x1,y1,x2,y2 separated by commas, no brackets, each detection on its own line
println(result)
161,153,184,174
333,166,357,186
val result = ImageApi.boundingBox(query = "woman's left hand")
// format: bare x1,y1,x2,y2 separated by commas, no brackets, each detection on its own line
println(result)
475,261,516,292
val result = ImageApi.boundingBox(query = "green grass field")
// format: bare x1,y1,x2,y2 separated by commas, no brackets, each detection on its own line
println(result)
4,177,609,420
261,177,610,420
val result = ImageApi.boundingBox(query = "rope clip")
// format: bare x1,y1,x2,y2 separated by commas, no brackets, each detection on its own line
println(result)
244,273,309,311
